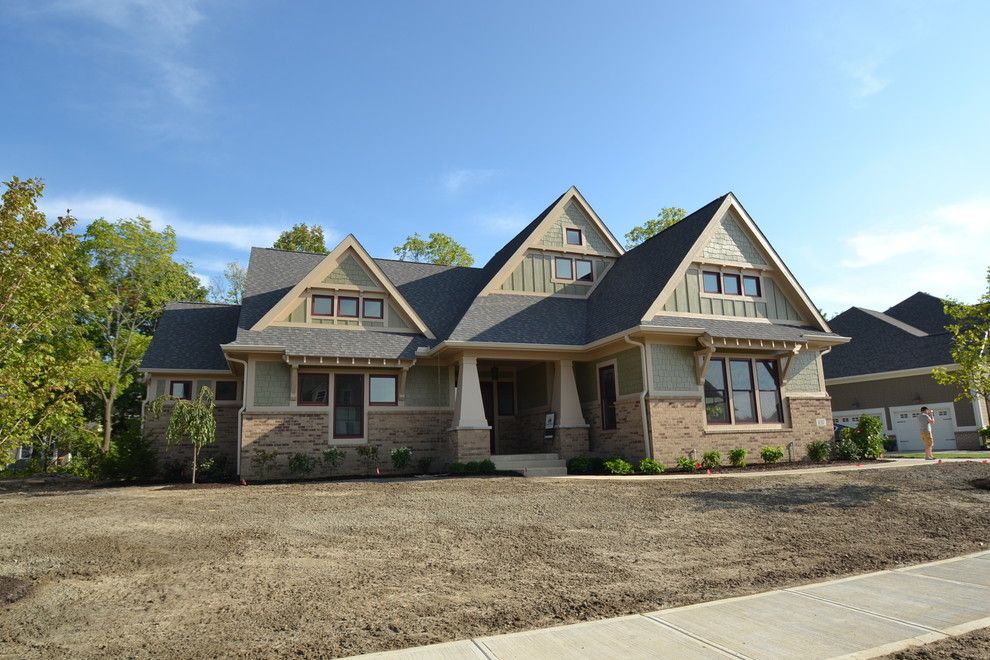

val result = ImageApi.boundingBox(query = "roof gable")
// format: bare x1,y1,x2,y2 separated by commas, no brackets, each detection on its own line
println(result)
884,292,949,335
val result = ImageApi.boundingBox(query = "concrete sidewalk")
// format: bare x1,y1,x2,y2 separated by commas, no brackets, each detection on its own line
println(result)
353,551,990,659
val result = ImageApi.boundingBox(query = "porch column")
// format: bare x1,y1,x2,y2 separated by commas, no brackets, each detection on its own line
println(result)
452,356,489,429
552,359,587,428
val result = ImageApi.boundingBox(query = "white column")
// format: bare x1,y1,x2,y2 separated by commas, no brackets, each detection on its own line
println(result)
552,359,587,428
453,356,489,429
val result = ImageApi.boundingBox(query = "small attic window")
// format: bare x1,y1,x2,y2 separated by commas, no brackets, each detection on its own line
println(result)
554,257,574,280
702,271,721,294
311,295,334,317
565,227,583,246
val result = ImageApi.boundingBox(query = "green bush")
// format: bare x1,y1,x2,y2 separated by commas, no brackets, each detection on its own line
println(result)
322,447,345,476
416,456,432,474
760,445,785,464
448,462,467,474
197,455,232,482
567,455,593,474
251,449,278,480
638,458,664,474
288,453,316,476
852,415,886,460
101,422,157,482
464,461,481,474
479,459,496,474
806,440,830,463
603,457,633,475
390,446,412,471
701,451,722,470
675,455,698,472
832,428,860,460
728,448,747,468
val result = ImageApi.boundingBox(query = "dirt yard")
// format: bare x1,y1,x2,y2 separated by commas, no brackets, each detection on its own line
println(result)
1,462,989,658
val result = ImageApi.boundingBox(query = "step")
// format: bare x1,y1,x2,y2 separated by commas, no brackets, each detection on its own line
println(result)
492,453,560,462
492,458,566,470
522,466,568,477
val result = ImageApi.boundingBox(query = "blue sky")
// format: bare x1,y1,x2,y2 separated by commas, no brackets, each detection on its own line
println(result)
2,1,988,315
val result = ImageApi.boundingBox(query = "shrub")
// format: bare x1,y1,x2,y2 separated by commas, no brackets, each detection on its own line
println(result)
288,453,316,476
728,448,747,468
567,455,594,474
832,428,860,460
760,445,785,464
159,459,186,483
675,455,697,472
251,449,278,480
806,440,830,463
479,459,496,474
701,451,722,470
322,447,344,476
390,446,412,472
852,415,886,460
638,458,664,474
416,456,432,474
465,461,481,474
448,462,467,474
356,445,380,475
603,457,633,475
197,455,232,482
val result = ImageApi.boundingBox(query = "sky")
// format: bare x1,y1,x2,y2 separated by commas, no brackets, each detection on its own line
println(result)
2,0,988,315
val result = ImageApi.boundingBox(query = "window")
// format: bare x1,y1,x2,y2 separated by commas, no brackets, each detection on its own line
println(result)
743,275,762,297
702,271,721,294
598,365,617,430
497,381,515,416
722,273,742,296
575,259,594,282
334,374,364,438
369,374,397,405
169,380,193,400
215,380,238,401
17,445,33,460
337,296,359,318
311,295,334,317
363,298,384,319
554,257,574,280
565,227,583,246
298,373,329,406
704,357,783,425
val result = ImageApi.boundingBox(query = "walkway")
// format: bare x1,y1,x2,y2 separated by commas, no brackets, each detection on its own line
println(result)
352,550,990,659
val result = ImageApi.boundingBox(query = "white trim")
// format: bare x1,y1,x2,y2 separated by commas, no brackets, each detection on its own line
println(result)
824,364,958,385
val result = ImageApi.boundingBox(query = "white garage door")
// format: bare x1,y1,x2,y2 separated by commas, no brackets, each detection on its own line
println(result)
890,403,956,451
832,408,888,431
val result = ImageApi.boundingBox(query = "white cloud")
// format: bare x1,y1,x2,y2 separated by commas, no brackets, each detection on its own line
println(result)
476,212,527,235
845,59,888,98
441,169,497,195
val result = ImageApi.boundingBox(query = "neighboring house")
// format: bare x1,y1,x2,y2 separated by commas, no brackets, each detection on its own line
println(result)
823,292,990,451
141,187,846,478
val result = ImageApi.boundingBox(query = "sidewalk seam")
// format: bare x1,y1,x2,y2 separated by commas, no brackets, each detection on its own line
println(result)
470,639,497,660
640,613,752,659
785,589,944,634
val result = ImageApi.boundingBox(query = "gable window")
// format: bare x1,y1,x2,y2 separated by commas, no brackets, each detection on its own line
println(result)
311,295,334,317
334,374,364,438
337,296,359,318
704,357,783,425
565,227,583,246
554,257,574,280
598,365,617,430
169,380,193,400
362,298,384,319
702,271,722,294
575,259,594,282
298,373,330,406
215,380,238,401
369,374,398,405
743,275,762,297
722,273,742,296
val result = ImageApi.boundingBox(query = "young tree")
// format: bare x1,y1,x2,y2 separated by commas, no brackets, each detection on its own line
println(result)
623,207,686,249
80,218,205,453
208,261,246,304
273,223,327,253
393,232,474,266
933,268,990,403
148,386,217,484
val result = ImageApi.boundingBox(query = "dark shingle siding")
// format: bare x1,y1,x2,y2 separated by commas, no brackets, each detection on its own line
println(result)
142,303,241,371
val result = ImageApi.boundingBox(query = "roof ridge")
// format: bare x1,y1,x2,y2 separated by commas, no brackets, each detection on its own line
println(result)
853,307,929,337
620,193,730,256
372,256,479,270
252,246,329,257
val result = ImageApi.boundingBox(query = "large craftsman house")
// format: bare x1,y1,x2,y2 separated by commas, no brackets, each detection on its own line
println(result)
141,188,847,478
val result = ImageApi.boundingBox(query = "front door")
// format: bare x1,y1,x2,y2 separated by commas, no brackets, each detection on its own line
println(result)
481,381,496,453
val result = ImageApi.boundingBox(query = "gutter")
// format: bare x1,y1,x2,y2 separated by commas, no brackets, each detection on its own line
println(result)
225,356,249,479
624,334,653,459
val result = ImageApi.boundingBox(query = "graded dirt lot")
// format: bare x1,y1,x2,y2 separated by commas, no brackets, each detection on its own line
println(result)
1,462,989,658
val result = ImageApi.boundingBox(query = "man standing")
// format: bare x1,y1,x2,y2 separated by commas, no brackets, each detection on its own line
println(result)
918,406,936,460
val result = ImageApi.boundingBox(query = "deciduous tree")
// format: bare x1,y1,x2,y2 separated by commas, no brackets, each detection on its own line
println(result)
208,261,246,304
933,268,990,403
393,232,474,266
623,207,686,249
148,386,217,484
273,223,327,253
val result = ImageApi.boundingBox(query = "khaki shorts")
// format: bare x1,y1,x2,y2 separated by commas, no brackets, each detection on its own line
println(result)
921,431,934,449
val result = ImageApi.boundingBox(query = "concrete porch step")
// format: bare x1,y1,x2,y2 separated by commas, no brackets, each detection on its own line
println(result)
491,453,560,464
491,453,566,478
522,466,567,477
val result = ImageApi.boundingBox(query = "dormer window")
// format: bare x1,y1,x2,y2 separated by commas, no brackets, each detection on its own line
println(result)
702,271,721,294
722,273,741,296
554,257,574,280
743,275,761,297
362,298,384,319
575,259,593,282
311,295,334,317
337,296,359,318
702,271,762,298
565,227,583,246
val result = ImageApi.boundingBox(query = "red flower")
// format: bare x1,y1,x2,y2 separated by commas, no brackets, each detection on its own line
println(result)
694,462,702,469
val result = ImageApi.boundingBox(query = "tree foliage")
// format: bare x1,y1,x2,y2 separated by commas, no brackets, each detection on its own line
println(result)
273,223,327,253
623,207,686,249
148,386,217,484
393,232,474,266
933,268,990,401
208,261,246,304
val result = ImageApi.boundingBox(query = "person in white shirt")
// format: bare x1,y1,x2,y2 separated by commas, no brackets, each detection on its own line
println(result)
918,406,936,460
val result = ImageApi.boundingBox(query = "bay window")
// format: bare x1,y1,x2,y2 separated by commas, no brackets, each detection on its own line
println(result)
704,357,783,425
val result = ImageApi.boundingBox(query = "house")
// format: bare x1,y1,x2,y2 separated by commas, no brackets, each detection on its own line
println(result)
823,292,990,451
141,187,847,478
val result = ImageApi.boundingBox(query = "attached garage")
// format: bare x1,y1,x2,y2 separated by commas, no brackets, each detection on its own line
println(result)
889,403,956,451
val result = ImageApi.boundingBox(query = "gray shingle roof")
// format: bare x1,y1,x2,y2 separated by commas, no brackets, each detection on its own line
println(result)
238,248,324,330
231,326,435,360
374,258,486,338
142,302,241,371
643,315,843,342
448,294,587,345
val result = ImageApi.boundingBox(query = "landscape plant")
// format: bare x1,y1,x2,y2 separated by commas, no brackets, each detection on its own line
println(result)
851,415,886,459
832,429,860,460
390,446,412,472
567,455,594,474
288,453,316,477
728,448,747,468
478,459,496,474
322,447,344,476
638,458,664,474
147,387,216,484
806,440,831,463
356,444,380,475
448,462,467,474
465,461,481,474
251,449,278,479
760,445,785,464
603,458,633,475
675,455,697,472
701,451,722,470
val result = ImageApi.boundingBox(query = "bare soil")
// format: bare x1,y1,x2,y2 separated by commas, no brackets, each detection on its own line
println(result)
881,627,990,659
1,463,988,658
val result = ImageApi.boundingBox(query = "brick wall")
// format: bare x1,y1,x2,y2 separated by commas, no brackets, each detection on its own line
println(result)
448,429,490,462
145,404,239,477
582,397,645,459
955,431,982,451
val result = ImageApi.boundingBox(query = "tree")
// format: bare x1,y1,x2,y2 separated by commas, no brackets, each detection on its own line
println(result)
208,261,246,304
933,268,990,404
0,177,99,457
274,223,327,253
624,207,686,249
148,386,216,484
393,232,474,266
80,218,206,453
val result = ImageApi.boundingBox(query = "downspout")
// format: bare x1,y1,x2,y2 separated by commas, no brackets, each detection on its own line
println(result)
624,335,653,459
226,356,248,479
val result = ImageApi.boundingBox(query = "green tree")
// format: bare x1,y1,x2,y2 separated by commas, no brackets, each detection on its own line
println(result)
80,218,205,453
208,261,246,304
393,232,474,266
623,207,686,249
148,386,217,484
933,268,990,403
0,177,99,458
273,223,327,253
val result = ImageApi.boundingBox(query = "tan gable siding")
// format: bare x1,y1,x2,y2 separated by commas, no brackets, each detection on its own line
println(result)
700,211,767,265
499,251,614,295
287,300,307,323
322,252,379,288
536,199,616,256
787,351,822,393
650,344,697,392
662,268,802,322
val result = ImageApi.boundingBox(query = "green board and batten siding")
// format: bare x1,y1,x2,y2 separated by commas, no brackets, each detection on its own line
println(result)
500,253,613,295
662,268,802,322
